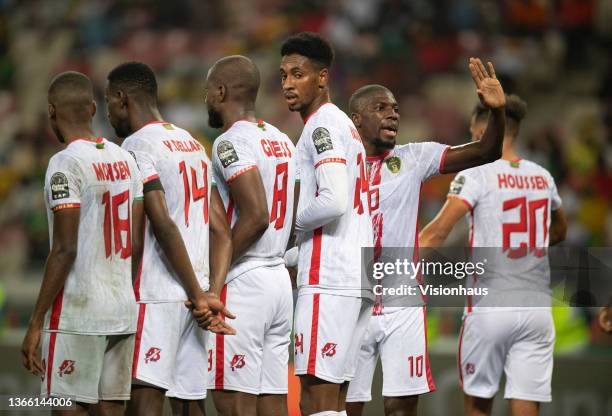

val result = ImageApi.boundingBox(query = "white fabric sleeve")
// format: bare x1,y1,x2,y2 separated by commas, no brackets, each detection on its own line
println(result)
295,162,348,232
283,246,299,267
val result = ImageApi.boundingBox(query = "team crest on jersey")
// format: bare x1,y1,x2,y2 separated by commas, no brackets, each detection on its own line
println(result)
312,127,333,154
230,354,246,371
449,175,465,195
144,347,161,363
465,362,475,375
58,359,75,377
321,342,337,358
50,172,69,200
162,123,174,130
217,140,239,167
384,156,401,173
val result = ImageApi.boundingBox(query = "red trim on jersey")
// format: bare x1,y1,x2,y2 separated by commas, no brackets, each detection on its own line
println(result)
226,196,235,223
458,318,466,388
307,294,320,375
308,227,323,285
414,184,427,303
143,174,160,184
132,303,147,378
365,150,391,163
448,195,473,211
215,285,228,389
422,306,436,391
45,287,64,396
314,157,347,169
133,217,147,301
438,146,450,173
303,102,332,125
46,332,57,396
51,203,81,212
466,209,475,313
227,165,258,184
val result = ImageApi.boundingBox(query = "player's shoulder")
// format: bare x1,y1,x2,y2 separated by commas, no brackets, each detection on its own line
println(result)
305,102,350,130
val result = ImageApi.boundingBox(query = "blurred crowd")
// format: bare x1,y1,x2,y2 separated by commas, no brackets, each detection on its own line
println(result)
0,0,610,346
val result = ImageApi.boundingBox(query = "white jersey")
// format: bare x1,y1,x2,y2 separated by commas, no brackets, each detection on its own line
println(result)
122,121,212,302
43,138,142,335
212,120,296,283
296,103,373,297
366,142,448,311
448,158,562,313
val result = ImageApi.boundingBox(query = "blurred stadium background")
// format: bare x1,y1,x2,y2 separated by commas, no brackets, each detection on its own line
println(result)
0,1,610,415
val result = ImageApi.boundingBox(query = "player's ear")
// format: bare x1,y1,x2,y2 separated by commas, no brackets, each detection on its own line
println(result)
351,112,362,128
218,84,227,102
318,67,329,90
48,103,56,120
117,89,128,109
90,100,97,117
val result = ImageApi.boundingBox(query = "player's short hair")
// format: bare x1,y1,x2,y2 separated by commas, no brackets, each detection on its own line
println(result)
280,32,334,69
348,84,391,114
48,71,93,102
107,61,158,101
472,94,527,136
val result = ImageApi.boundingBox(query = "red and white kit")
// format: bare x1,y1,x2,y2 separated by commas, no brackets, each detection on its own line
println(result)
346,142,447,402
122,121,212,399
293,103,373,383
450,159,561,402
41,138,142,403
207,120,296,395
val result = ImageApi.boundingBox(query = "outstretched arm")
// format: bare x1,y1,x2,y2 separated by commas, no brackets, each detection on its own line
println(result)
419,197,471,248
549,208,567,246
440,58,506,174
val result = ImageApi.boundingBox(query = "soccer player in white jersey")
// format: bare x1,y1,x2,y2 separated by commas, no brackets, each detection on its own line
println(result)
279,32,373,416
21,72,143,415
420,95,568,416
200,55,296,416
105,62,234,416
345,58,508,416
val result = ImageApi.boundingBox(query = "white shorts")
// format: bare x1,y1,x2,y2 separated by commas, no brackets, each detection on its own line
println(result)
293,292,372,384
207,265,293,395
41,332,133,404
346,306,435,402
458,309,555,402
132,301,208,400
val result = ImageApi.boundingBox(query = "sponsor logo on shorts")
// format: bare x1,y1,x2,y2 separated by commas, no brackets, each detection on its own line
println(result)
230,354,245,371
58,359,75,377
321,342,337,358
465,362,475,375
294,333,303,355
144,347,161,363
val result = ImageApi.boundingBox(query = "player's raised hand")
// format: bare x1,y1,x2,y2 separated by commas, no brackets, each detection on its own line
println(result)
469,58,505,109
21,325,44,376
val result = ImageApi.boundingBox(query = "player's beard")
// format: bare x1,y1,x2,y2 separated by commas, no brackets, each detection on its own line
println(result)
373,136,395,150
112,119,132,139
208,108,224,129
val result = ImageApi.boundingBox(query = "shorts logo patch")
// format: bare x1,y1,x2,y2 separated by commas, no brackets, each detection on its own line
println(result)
50,172,70,200
58,359,75,377
321,342,337,358
312,127,333,154
465,362,475,375
449,175,465,195
217,140,239,168
230,354,245,371
294,333,304,355
384,156,401,173
144,347,161,363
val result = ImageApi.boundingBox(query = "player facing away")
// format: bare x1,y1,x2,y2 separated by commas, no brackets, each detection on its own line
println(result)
419,95,568,416
345,58,507,416
105,62,234,416
201,55,296,416
280,32,374,416
21,71,144,416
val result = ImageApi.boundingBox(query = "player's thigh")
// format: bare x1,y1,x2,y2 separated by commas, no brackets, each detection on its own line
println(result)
41,332,105,404
380,307,435,397
346,314,381,403
261,266,294,395
207,272,267,394
99,334,134,401
166,306,209,400
293,293,362,384
459,313,512,399
504,310,555,403
132,302,182,390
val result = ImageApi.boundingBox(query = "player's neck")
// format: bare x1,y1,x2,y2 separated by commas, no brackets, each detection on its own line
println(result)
222,105,256,132
60,124,97,145
501,138,519,161
300,92,331,122
130,103,164,133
